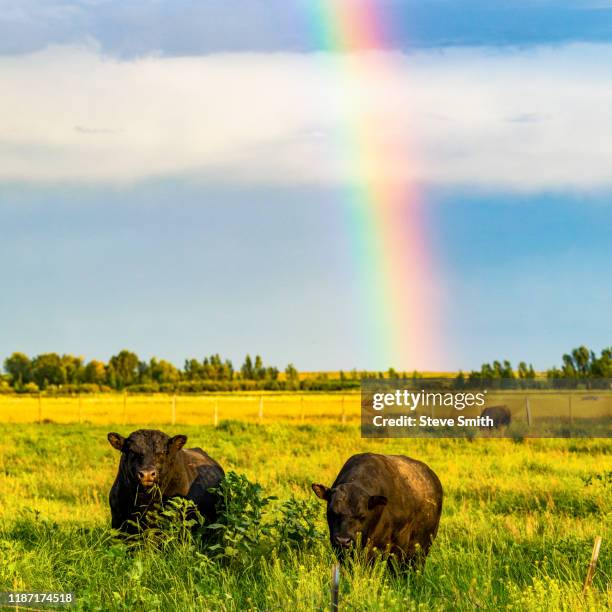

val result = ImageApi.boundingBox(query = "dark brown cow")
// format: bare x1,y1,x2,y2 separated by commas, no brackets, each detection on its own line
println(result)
312,453,443,568
107,429,224,534
480,405,512,429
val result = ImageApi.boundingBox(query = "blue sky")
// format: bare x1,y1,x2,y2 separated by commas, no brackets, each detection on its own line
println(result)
2,1,612,55
1,1,611,371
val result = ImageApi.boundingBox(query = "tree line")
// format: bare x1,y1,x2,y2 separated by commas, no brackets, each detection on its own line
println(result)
455,345,612,389
1,345,610,394
0,350,405,394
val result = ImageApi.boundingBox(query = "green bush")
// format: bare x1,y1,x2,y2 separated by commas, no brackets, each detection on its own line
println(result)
126,383,160,393
20,382,40,394
142,497,205,549
113,471,324,568
273,496,323,551
205,471,276,563
77,384,102,394
203,472,324,565
42,384,102,396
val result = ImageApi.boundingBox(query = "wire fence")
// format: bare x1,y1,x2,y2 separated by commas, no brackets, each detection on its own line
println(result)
0,393,358,425
0,391,610,431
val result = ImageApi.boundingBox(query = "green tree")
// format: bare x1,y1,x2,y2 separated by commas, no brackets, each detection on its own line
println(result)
492,361,504,378
254,355,265,380
501,360,514,379
61,355,84,384
591,347,612,378
561,354,577,378
138,360,151,383
241,355,254,380
265,367,279,381
183,358,203,380
31,353,67,388
83,360,106,385
108,350,139,389
220,358,234,381
149,358,180,384
571,346,592,378
285,363,299,383
4,352,31,387
481,363,494,380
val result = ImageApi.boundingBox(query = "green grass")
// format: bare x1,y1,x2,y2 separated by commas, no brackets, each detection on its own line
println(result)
0,423,610,610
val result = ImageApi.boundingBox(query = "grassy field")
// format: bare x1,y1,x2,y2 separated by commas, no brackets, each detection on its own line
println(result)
0,390,609,426
0,393,359,425
0,421,610,610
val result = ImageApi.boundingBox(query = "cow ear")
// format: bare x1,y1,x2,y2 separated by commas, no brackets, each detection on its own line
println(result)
311,483,331,501
368,495,388,510
107,432,125,451
169,434,187,452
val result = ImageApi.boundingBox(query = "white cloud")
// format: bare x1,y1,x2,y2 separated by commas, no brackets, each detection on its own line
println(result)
1,43,612,190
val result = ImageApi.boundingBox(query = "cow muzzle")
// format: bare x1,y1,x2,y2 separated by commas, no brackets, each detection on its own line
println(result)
333,536,353,549
137,468,158,487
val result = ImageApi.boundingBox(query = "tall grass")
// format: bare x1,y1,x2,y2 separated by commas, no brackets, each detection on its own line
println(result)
0,423,609,610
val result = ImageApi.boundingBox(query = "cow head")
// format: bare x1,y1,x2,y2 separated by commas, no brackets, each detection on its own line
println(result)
107,429,187,489
311,482,387,555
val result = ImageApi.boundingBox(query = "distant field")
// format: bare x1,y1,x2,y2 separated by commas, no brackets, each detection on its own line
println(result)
0,423,609,610
291,371,459,380
0,393,359,425
0,391,610,428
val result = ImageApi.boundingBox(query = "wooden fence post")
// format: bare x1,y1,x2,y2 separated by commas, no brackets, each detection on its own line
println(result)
525,396,532,427
213,398,219,427
583,536,602,593
171,394,177,425
331,564,340,611
341,396,346,425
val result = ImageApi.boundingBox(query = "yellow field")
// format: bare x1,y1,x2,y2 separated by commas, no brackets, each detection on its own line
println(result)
0,390,610,427
0,393,358,425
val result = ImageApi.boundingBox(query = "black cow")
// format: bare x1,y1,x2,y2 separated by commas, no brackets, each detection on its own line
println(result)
107,429,224,534
480,405,511,429
312,453,443,568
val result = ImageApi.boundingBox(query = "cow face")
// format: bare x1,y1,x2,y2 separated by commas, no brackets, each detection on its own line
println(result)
312,482,387,555
108,429,187,488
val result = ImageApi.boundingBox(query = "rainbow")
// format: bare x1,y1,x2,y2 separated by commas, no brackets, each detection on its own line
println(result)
305,1,441,370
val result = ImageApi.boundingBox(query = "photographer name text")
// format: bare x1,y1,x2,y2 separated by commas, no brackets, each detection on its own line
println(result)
371,414,494,428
